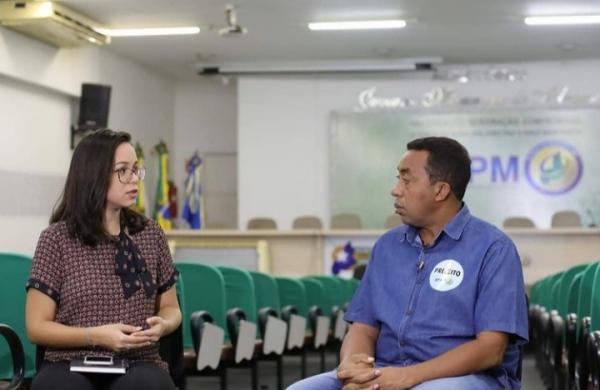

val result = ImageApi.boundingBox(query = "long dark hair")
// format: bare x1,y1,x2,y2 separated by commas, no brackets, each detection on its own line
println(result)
51,129,147,246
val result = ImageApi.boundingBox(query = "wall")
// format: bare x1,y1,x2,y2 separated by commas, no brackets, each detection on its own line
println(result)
0,27,174,255
238,60,600,229
173,78,238,228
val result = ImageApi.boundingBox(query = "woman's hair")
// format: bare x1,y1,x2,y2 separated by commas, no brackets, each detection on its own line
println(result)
51,129,147,246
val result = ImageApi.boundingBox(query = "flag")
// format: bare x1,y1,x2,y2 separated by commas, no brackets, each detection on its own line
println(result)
331,241,356,275
153,140,172,230
132,143,148,216
182,152,204,229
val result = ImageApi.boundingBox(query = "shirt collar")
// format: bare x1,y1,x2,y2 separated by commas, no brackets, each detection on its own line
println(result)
398,203,471,245
442,203,471,241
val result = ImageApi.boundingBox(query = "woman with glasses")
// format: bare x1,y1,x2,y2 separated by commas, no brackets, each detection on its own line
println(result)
25,130,181,390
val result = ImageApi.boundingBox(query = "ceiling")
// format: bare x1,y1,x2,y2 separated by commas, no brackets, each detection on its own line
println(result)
59,0,600,80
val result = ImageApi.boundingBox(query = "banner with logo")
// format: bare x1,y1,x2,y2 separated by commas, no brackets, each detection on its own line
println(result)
330,107,600,229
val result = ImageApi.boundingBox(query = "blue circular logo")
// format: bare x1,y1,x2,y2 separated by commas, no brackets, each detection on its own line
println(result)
525,140,583,195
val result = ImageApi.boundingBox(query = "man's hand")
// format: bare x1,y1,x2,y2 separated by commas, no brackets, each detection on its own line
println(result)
338,367,381,389
342,366,422,390
337,353,380,385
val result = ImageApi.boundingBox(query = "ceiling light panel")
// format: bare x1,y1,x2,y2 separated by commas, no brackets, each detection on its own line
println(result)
95,26,200,37
308,20,406,31
524,15,600,26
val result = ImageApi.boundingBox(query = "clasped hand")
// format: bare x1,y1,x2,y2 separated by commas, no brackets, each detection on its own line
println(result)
94,316,165,352
337,354,417,390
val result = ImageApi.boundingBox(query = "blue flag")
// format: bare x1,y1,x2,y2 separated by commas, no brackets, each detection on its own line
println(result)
182,153,203,229
331,241,356,275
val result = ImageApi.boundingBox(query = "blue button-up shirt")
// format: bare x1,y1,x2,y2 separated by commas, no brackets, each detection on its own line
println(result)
345,205,528,389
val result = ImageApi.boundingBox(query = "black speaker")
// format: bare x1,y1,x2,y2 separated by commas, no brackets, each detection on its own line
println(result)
77,83,111,129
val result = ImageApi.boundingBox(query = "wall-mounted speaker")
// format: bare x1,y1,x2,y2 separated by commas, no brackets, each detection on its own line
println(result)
77,83,111,129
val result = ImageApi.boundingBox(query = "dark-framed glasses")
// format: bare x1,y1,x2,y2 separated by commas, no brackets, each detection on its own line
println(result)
115,167,145,184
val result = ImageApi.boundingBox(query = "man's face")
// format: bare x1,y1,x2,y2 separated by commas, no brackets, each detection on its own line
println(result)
390,150,439,227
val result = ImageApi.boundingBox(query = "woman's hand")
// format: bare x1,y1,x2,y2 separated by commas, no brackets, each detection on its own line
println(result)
92,323,153,352
130,316,165,344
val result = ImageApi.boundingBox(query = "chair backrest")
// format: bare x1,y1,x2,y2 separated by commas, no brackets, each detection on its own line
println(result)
306,276,346,314
299,278,326,314
567,273,584,315
274,277,309,318
549,273,564,312
217,266,257,324
331,214,362,229
577,262,600,321
337,277,358,305
557,263,589,317
0,253,36,379
502,217,536,228
176,262,227,347
247,218,277,230
537,272,561,311
529,278,543,306
292,216,322,229
551,210,582,228
249,272,281,316
589,262,600,331
384,214,403,229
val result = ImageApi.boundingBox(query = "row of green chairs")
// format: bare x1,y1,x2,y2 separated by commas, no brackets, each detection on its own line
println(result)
176,261,360,390
528,260,600,390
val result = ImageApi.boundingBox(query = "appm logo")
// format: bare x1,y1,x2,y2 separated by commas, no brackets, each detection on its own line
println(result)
525,140,583,195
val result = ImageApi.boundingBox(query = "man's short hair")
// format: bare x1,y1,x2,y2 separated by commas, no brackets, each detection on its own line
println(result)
406,136,471,200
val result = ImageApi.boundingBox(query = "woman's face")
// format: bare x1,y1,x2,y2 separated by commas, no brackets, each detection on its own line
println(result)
106,142,140,210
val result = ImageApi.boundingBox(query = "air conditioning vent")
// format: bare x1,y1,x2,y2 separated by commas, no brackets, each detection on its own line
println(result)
0,1,109,47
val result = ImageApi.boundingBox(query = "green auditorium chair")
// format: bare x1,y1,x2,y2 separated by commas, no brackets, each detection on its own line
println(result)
249,271,288,390
299,278,330,373
0,323,24,390
0,253,35,383
274,277,310,378
587,261,600,389
305,276,349,344
530,272,561,383
564,270,584,389
542,272,565,386
547,263,588,390
216,266,260,390
176,262,229,390
574,261,600,390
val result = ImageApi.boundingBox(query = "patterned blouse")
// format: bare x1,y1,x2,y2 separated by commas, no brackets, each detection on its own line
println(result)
26,219,179,371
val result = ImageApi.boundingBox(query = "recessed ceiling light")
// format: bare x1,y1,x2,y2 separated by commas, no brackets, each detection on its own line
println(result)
95,26,201,37
308,20,406,31
524,15,600,26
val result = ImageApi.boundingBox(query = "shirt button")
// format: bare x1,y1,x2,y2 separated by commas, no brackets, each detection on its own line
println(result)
400,341,406,347
407,309,414,316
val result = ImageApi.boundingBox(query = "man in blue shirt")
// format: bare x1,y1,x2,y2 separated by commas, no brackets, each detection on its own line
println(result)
288,137,528,390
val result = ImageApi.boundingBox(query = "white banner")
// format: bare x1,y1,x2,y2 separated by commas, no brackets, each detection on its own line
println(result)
330,107,600,229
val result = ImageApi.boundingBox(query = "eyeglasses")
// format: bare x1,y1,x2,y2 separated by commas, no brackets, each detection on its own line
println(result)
114,167,146,184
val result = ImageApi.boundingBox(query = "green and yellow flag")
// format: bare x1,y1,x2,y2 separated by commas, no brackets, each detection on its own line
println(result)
132,142,148,215
154,140,172,230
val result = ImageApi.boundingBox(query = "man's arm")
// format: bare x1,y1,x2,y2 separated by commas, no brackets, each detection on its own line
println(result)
336,322,382,385
357,330,508,390
340,322,379,363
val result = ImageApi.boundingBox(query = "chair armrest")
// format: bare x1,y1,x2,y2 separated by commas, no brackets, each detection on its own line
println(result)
0,323,25,390
190,310,214,353
258,307,278,339
226,308,247,347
